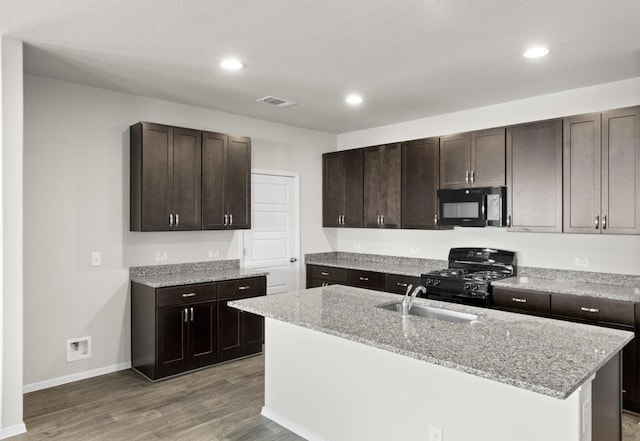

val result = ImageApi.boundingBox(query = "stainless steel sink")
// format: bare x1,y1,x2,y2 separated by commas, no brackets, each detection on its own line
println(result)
378,302,479,323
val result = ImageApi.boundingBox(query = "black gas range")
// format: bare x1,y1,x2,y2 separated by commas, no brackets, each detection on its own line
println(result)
420,247,517,307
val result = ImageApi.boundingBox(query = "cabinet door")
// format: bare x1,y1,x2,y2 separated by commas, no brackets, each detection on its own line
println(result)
140,123,173,231
243,312,264,346
364,144,401,228
471,127,506,187
602,106,640,234
506,119,563,232
188,301,218,368
225,136,251,229
342,149,364,227
363,146,382,227
563,113,602,233
323,152,346,227
172,127,202,230
156,306,189,376
439,133,471,188
218,300,242,356
402,138,440,229
201,131,226,229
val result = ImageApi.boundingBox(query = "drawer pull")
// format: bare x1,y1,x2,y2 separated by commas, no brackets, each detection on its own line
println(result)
321,272,330,276
511,298,527,303
580,307,599,313
182,293,197,298
396,282,408,287
359,277,369,281
183,308,188,323
238,286,251,290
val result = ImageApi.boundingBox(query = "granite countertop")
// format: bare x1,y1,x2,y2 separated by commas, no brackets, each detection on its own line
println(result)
230,285,632,399
305,252,446,277
493,277,640,303
129,260,268,288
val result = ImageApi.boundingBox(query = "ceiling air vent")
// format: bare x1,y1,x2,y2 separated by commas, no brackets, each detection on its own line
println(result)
256,96,297,108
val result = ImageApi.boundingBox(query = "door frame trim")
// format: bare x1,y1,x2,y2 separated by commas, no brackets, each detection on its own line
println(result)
242,169,301,292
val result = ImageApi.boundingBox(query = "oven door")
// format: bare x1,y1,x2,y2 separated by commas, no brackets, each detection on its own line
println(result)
437,188,487,227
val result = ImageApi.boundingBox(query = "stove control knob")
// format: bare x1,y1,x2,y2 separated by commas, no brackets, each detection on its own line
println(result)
464,283,471,292
425,279,432,285
434,279,440,286
472,285,479,291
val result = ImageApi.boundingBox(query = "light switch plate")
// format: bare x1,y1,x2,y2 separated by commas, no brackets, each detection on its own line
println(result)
91,252,102,266
208,249,220,258
155,252,168,261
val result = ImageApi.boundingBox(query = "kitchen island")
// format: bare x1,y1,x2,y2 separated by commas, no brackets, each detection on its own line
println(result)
230,285,633,441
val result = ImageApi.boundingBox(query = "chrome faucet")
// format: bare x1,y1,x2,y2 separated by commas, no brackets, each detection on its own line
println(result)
401,284,426,316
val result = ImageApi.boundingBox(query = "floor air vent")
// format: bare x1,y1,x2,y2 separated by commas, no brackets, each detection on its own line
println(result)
256,96,297,108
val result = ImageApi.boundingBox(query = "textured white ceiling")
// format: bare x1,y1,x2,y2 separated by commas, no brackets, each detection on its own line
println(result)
2,0,640,133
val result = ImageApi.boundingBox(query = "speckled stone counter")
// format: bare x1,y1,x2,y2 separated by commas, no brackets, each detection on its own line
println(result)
230,285,632,399
493,277,640,302
305,251,446,277
130,260,268,288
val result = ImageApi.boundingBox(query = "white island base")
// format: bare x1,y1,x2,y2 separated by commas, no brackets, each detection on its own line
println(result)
261,318,607,441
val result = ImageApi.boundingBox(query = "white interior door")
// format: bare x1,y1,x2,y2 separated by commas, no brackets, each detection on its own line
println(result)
243,172,299,294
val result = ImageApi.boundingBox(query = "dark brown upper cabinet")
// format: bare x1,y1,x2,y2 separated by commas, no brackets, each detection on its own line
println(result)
130,122,202,231
506,119,563,232
564,107,640,234
323,150,364,227
202,132,251,230
364,144,401,228
439,128,506,189
401,137,440,229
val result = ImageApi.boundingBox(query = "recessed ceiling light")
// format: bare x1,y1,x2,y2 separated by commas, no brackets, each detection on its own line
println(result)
523,47,549,59
345,94,363,105
220,58,244,70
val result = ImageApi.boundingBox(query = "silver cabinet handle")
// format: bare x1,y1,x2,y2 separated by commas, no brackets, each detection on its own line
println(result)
465,171,469,184
434,214,438,224
229,214,233,226
183,308,188,323
595,215,599,230
290,257,298,263
507,214,511,228
321,271,330,276
322,282,328,287
238,286,251,290
175,213,179,227
470,170,475,184
381,214,384,225
603,215,607,230
190,307,194,322
359,277,369,281
182,293,196,298
580,307,599,313
224,214,228,226
396,282,408,287
512,298,527,303
169,214,174,227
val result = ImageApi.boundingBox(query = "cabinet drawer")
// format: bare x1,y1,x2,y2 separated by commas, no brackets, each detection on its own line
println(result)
347,269,385,291
492,287,551,315
308,265,348,283
156,283,217,307
308,278,338,288
551,293,635,326
218,277,266,300
385,274,422,295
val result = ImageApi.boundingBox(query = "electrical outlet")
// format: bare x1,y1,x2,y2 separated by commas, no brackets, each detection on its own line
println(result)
574,257,589,267
208,249,220,258
410,247,420,255
91,252,102,266
353,242,361,250
155,252,168,261
428,425,442,441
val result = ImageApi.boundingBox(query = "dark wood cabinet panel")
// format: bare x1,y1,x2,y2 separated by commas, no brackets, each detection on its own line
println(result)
156,283,217,308
202,132,251,230
188,302,218,368
156,305,190,377
551,292,635,326
308,265,347,283
491,287,551,316
471,127,506,187
384,274,421,295
506,119,563,232
219,300,242,355
439,133,471,189
402,138,440,229
346,269,385,291
218,277,267,300
364,144,401,228
172,127,202,230
602,106,640,234
322,150,363,227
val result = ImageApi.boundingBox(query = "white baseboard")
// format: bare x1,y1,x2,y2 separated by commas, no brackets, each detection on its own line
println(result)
261,406,329,441
23,362,132,393
0,423,26,439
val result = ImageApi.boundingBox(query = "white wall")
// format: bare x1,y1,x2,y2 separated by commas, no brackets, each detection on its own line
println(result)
336,78,640,275
1,38,26,438
23,75,336,386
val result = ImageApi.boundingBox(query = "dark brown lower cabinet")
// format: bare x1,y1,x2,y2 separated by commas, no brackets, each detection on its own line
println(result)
306,264,417,295
131,276,265,381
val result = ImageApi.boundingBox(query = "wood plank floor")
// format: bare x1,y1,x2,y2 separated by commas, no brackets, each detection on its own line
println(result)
11,354,640,440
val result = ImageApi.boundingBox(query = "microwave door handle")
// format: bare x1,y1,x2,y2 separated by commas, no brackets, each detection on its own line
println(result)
481,198,487,219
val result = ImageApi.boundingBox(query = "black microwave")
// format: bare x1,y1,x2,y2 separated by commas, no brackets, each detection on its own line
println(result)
437,186,507,227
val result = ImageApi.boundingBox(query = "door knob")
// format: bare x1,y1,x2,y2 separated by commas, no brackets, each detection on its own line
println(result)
289,257,298,263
